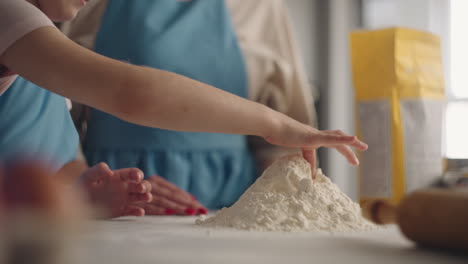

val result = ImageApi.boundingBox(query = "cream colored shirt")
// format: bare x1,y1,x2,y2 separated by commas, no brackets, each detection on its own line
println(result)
0,0,72,108
0,0,54,95
61,0,317,167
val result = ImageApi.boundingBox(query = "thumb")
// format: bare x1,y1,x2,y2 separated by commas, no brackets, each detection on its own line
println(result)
84,162,113,184
302,149,317,179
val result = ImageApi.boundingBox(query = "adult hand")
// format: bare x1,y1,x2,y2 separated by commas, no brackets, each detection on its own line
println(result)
136,175,207,216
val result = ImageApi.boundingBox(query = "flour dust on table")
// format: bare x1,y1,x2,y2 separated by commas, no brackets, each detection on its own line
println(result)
196,154,376,232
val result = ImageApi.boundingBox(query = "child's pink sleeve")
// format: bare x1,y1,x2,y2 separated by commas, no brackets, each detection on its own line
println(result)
0,0,54,57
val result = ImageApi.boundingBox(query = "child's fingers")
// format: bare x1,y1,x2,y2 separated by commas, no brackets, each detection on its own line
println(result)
127,181,152,194
129,192,152,203
326,130,368,151
85,162,113,184
314,133,356,147
334,145,359,165
141,204,167,215
348,138,368,151
301,149,317,178
127,182,140,193
114,168,144,182
122,205,145,217
94,162,113,176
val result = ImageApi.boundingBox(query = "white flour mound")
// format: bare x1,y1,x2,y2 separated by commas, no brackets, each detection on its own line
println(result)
196,154,375,232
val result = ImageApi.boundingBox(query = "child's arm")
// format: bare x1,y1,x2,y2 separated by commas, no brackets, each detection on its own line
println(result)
55,146,154,218
1,27,269,134
0,27,367,164
55,146,88,185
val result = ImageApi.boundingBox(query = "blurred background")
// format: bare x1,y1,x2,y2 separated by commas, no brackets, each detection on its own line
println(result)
285,0,463,199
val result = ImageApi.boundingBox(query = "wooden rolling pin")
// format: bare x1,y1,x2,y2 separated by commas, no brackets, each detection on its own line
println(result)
362,188,468,252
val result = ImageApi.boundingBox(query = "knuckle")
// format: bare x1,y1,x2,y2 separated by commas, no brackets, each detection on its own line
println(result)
334,130,345,135
132,168,143,176
148,175,157,181
96,162,110,172
144,181,152,191
94,162,108,172
306,134,318,145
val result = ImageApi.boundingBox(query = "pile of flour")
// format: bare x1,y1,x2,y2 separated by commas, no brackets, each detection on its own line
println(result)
196,154,375,232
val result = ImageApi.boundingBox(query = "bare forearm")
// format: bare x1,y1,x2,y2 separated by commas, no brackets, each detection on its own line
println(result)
1,27,277,138
1,27,368,170
117,66,276,136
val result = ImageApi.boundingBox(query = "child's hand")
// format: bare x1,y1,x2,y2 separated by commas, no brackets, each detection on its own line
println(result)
81,163,152,218
263,113,368,170
135,175,207,216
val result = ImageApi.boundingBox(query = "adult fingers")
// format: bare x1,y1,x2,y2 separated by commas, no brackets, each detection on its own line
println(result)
149,176,193,199
151,194,205,215
151,195,197,215
114,168,144,182
154,187,205,211
141,204,168,215
149,176,205,210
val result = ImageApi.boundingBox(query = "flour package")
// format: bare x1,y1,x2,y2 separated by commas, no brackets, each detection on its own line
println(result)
350,27,445,203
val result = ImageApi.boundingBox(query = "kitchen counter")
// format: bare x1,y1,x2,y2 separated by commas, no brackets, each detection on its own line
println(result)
76,216,467,264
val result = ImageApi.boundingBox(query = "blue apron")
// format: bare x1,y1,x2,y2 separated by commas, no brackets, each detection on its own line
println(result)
0,77,78,171
84,0,256,209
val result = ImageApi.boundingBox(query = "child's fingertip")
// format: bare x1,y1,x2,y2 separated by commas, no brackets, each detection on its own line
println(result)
133,171,143,181
354,141,367,149
138,183,147,193
124,207,144,217
340,135,355,142
136,207,146,216
145,193,153,202
352,156,360,165
347,155,359,166
136,209,145,217
95,162,112,177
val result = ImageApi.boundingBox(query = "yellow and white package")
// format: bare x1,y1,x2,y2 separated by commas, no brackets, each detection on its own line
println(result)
350,27,445,203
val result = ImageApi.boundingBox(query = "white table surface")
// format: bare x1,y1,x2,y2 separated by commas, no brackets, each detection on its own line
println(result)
75,216,467,264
